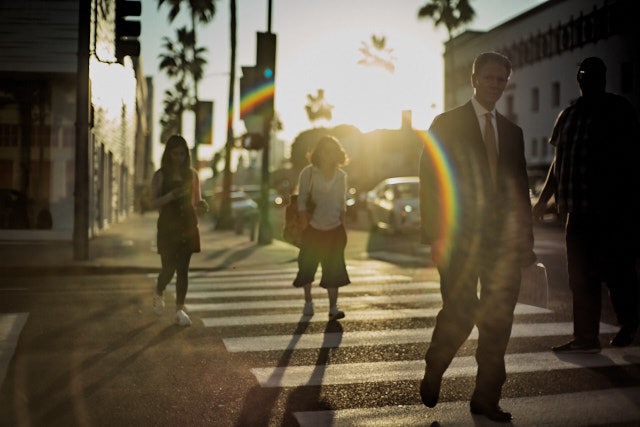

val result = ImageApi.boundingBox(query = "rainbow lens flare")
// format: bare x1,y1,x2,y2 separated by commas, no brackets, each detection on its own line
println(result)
414,129,460,258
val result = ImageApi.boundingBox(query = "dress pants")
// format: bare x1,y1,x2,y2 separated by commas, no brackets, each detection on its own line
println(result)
565,212,639,343
425,228,521,406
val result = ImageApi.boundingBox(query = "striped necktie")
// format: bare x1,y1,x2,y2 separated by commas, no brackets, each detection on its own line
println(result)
483,112,498,185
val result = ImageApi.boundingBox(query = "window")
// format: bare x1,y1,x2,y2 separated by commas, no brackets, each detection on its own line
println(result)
551,82,560,107
531,87,539,112
541,137,548,157
531,138,538,157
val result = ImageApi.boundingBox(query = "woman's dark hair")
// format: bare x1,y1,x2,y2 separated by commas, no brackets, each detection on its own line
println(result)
308,135,349,167
160,134,193,183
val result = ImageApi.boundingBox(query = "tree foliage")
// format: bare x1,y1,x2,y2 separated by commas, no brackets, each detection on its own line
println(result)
304,89,334,124
157,27,207,142
157,0,216,25
357,34,397,73
417,0,475,39
418,0,475,106
156,0,215,148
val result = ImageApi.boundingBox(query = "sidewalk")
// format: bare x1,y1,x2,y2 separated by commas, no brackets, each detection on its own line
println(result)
0,213,300,276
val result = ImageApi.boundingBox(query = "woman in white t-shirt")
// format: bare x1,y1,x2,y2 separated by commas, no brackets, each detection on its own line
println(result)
294,136,351,321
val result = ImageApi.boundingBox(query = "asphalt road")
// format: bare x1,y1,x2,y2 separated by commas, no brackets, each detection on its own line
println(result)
1,219,639,426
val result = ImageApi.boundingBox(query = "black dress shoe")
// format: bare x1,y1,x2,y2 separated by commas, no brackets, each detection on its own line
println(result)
552,339,601,353
470,401,512,422
419,367,443,408
611,325,638,347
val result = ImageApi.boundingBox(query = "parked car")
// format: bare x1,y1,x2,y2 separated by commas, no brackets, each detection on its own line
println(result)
366,176,420,233
207,190,259,234
239,185,285,208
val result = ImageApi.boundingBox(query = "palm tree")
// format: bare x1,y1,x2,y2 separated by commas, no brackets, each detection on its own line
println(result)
216,0,237,229
159,84,187,142
358,34,397,73
157,27,207,142
157,0,216,160
418,0,475,106
305,89,334,125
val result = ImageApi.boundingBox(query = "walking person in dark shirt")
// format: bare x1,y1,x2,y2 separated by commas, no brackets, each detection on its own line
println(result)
533,57,640,352
150,135,207,326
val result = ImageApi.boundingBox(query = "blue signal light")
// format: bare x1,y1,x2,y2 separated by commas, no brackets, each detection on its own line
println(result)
263,68,273,79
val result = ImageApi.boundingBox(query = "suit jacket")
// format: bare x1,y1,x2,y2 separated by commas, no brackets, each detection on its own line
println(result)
419,101,535,266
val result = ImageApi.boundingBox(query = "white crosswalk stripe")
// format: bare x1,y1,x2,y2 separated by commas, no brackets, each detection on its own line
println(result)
187,281,437,299
222,322,617,352
293,387,640,427
171,275,411,290
149,266,381,280
202,305,549,327
253,347,640,387
185,293,443,312
0,313,29,387
180,267,639,425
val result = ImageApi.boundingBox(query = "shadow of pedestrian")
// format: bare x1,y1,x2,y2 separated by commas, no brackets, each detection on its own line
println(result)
235,318,311,426
282,321,343,426
200,239,260,270
31,322,182,424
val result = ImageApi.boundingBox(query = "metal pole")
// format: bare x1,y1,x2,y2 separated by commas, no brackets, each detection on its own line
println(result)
258,0,274,244
257,114,272,244
73,0,91,260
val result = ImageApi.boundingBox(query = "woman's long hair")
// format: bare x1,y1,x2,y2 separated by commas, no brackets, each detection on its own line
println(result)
160,134,193,185
308,135,349,168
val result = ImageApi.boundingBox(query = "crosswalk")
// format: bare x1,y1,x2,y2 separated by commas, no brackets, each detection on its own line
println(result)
0,312,29,386
176,267,640,426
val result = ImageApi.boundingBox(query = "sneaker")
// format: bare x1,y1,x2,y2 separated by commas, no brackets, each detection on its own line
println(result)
328,306,345,321
153,292,165,316
552,339,600,353
303,301,314,316
175,310,192,326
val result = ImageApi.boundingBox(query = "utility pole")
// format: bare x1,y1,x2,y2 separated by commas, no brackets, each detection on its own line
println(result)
257,0,274,244
237,1,275,244
73,0,90,260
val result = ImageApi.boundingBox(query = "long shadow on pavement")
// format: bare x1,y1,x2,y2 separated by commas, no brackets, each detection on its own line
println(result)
234,318,315,426
282,321,343,426
32,323,184,424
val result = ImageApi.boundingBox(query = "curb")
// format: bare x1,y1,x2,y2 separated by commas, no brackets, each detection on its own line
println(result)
0,265,160,277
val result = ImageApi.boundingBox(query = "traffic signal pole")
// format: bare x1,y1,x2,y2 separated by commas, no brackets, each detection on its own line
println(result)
238,2,275,244
257,0,274,244
257,110,272,244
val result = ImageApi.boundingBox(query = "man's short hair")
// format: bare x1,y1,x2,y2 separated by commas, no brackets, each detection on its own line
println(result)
577,56,606,79
472,52,512,79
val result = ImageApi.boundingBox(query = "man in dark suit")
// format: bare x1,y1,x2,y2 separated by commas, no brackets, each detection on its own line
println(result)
419,51,536,422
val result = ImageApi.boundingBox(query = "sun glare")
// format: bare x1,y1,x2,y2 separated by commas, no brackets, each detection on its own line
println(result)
277,26,442,139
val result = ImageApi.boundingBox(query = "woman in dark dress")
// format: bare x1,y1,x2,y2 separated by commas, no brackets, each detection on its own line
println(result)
150,135,206,326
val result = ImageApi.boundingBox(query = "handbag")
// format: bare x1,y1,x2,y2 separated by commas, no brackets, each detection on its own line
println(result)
518,262,549,308
283,170,314,247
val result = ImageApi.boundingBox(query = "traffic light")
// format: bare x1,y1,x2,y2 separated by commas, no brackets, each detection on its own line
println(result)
115,0,141,64
256,32,276,84
239,33,277,133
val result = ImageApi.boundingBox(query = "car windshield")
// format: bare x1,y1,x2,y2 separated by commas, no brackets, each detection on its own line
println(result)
395,183,418,199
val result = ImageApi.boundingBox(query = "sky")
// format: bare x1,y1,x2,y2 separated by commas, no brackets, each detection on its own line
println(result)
139,0,547,168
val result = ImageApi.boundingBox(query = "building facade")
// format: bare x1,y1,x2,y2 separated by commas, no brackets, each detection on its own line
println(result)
0,0,149,241
442,0,638,177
